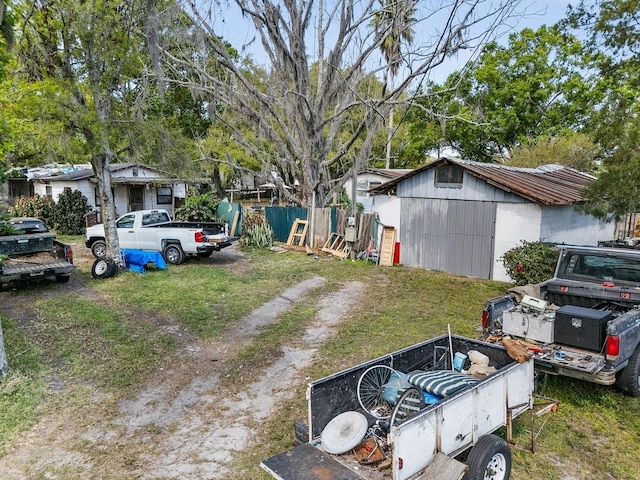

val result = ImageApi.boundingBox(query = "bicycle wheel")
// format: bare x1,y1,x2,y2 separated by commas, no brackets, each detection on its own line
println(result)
357,365,396,419
389,386,425,427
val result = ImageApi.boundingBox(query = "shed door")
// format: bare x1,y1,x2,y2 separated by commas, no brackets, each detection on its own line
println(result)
400,199,496,279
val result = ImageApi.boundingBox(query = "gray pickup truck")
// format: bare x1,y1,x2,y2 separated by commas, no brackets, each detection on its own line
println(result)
483,245,640,396
0,217,74,290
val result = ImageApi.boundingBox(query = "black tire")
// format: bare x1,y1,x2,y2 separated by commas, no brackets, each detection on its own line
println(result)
197,251,211,259
463,434,512,480
163,244,185,265
616,345,640,396
91,258,117,279
55,275,70,283
91,240,107,258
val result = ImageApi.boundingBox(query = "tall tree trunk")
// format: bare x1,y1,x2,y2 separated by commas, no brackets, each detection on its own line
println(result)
92,151,125,268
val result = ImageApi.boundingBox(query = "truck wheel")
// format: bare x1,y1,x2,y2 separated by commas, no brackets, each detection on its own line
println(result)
163,244,185,265
92,258,116,279
463,434,511,480
616,346,640,396
91,240,107,258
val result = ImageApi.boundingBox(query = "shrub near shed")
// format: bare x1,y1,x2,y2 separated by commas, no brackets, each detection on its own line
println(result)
501,240,558,285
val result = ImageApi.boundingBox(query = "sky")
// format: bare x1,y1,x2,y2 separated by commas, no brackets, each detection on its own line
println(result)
427,0,577,83
210,0,579,85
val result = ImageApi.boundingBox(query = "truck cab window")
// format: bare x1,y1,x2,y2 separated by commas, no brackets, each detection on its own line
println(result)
116,215,135,229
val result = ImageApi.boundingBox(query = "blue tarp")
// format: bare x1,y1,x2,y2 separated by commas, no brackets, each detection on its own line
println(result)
122,249,167,273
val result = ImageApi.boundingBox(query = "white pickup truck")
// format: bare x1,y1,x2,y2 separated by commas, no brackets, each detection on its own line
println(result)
85,209,235,265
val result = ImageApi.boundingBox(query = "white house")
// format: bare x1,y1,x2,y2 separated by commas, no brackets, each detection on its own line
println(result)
370,157,615,282
32,163,191,218
343,168,412,212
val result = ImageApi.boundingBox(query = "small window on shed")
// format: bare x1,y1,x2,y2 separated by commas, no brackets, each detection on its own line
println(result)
435,164,463,188
157,186,172,205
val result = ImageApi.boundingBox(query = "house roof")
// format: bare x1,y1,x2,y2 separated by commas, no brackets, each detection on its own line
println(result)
359,168,413,179
33,163,180,183
368,157,594,206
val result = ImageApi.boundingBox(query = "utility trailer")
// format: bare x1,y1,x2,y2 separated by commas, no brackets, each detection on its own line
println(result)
261,334,537,480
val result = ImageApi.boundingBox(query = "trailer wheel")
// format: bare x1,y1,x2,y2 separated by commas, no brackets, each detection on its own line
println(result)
91,258,117,279
463,434,511,480
616,346,640,396
91,240,107,258
163,244,185,265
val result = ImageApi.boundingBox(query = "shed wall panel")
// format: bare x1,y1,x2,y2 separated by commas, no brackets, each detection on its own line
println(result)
400,199,496,278
397,169,526,203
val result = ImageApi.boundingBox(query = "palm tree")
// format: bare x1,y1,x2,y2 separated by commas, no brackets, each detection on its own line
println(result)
371,0,416,168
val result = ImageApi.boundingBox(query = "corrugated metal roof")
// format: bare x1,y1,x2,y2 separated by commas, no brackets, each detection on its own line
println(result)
360,168,413,179
369,157,594,205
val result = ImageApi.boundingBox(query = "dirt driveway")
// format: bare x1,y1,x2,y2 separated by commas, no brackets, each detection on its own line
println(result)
0,244,368,479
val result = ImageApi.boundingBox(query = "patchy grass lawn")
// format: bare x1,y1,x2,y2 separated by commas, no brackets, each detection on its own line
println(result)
1,244,639,479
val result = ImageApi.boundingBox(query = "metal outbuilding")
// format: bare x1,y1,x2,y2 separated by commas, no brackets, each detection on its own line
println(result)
369,157,614,282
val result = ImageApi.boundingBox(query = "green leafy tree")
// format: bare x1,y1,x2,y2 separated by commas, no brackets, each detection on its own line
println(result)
564,0,640,221
13,0,156,268
507,133,600,173
405,25,596,162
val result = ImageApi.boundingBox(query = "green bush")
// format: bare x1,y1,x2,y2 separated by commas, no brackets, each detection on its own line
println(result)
9,195,55,226
53,189,92,235
175,192,219,221
501,240,559,285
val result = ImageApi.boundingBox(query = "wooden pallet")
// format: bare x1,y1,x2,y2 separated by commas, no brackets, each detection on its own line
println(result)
287,219,309,247
321,233,349,259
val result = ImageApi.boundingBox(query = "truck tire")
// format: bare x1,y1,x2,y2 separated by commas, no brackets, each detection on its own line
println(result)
463,434,511,480
163,244,185,265
91,240,107,258
91,258,116,279
616,346,640,396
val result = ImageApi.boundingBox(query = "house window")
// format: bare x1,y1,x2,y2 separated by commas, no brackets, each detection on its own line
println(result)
95,187,114,207
157,186,172,205
435,164,463,187
45,185,53,199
